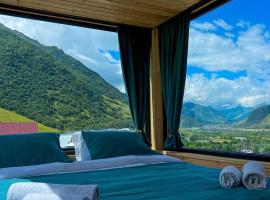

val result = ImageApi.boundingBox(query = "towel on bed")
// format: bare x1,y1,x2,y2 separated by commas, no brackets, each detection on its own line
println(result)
242,161,267,190
219,166,242,188
7,182,99,200
23,193,90,200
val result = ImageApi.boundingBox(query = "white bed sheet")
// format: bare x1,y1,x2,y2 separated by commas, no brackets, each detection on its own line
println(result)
0,155,181,179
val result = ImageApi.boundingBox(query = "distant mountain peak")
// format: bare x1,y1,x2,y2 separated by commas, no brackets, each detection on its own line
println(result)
180,102,254,128
240,105,270,128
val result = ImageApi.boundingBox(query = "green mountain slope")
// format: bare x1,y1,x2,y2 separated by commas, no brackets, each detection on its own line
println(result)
240,105,270,128
180,102,227,128
0,107,59,132
0,23,132,131
180,102,253,128
218,106,253,123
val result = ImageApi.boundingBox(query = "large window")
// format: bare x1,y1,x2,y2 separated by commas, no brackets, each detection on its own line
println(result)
0,14,133,147
181,0,270,154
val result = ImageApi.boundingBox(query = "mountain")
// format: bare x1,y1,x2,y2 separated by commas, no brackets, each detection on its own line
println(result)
180,102,227,128
0,107,59,132
180,102,253,128
218,106,253,123
0,23,132,131
240,105,270,128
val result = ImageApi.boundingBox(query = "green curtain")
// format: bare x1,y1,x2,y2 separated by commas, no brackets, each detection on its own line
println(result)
118,25,151,145
159,14,190,150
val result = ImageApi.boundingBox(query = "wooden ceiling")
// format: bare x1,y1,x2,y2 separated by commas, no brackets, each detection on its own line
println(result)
0,0,204,28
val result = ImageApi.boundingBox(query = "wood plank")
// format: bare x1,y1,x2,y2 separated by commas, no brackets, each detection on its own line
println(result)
20,0,159,24
150,28,164,150
118,0,200,11
0,0,202,28
0,0,155,27
34,0,166,21
82,0,176,17
165,151,270,175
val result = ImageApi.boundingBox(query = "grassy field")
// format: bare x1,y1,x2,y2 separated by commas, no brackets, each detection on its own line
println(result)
181,128,270,154
0,107,60,132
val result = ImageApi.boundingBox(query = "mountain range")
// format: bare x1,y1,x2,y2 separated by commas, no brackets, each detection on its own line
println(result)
0,23,269,131
181,102,270,129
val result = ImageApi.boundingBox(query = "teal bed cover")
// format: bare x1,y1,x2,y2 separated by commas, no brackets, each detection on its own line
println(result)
0,162,269,200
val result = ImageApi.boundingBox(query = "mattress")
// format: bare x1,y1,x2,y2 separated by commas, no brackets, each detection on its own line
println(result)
0,155,269,200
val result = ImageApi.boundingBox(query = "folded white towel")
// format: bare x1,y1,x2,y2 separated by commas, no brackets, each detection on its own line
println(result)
219,166,242,188
7,182,99,200
23,193,90,200
242,161,267,190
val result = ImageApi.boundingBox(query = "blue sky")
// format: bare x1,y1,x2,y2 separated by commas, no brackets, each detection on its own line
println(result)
187,0,270,79
0,0,269,109
184,0,270,109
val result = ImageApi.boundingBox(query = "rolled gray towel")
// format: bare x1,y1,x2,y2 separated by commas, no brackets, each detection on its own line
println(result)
242,161,267,190
7,182,99,200
23,193,90,200
219,166,242,188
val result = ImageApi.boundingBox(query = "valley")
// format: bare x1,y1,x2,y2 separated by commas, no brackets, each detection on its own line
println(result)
181,127,270,154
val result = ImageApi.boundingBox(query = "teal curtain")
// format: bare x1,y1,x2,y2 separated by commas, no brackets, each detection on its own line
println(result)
118,25,151,145
159,14,190,150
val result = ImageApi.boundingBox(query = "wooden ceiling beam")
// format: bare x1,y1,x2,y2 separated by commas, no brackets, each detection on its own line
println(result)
0,0,202,28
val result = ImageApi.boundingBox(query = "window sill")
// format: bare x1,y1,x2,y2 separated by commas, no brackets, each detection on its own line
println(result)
172,148,270,162
164,149,270,175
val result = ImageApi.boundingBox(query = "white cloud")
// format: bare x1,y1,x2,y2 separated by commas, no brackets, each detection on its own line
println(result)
188,22,270,80
66,49,97,65
184,74,270,108
225,32,235,38
0,15,64,46
190,21,217,31
186,20,270,107
213,19,233,30
236,20,250,28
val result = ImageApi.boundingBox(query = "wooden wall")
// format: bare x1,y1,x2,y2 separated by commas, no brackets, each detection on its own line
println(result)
150,28,164,150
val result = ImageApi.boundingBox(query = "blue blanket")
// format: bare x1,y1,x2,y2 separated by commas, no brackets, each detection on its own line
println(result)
0,162,269,200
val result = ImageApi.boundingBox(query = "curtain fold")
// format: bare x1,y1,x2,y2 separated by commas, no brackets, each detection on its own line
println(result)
158,14,190,150
118,25,151,145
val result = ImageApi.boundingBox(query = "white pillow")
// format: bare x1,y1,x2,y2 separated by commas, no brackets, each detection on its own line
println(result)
72,131,91,161
72,129,132,161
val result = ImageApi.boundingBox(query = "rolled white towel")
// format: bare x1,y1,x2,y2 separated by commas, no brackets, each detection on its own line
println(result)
242,161,267,190
23,193,90,200
7,182,99,200
219,166,242,188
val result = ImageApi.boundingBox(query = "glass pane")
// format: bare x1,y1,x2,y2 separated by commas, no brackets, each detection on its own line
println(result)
0,14,133,148
181,0,270,154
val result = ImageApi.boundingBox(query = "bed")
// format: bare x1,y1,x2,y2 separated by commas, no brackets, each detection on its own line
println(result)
1,155,269,200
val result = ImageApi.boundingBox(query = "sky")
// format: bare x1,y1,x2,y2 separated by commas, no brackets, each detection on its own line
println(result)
0,0,269,109
185,0,270,109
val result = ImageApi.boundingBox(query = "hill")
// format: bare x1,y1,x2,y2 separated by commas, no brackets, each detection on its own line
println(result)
180,102,253,128
218,106,253,123
0,107,59,132
240,105,270,128
180,102,227,128
0,23,132,131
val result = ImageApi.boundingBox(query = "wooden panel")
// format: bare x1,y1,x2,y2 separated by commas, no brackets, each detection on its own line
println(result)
0,0,201,28
165,151,270,176
150,28,164,150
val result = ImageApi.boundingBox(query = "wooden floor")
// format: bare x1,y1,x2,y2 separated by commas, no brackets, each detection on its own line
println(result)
165,151,270,176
